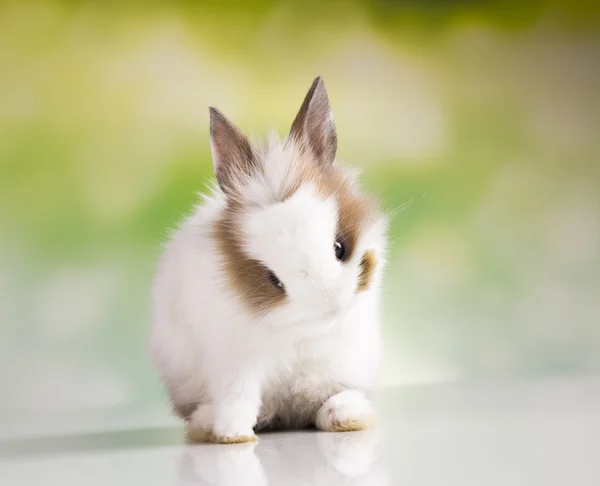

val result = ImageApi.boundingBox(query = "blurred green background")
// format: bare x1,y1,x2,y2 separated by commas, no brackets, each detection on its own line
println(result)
1,0,599,417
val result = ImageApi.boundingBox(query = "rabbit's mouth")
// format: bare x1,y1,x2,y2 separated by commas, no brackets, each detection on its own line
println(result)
293,318,338,338
267,314,339,337
290,307,350,333
261,298,354,335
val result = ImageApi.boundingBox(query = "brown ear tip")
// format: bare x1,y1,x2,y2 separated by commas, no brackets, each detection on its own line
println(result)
312,76,324,88
209,107,231,134
311,77,330,101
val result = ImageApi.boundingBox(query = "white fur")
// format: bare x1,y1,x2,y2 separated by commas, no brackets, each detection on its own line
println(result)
149,140,386,441
315,390,376,431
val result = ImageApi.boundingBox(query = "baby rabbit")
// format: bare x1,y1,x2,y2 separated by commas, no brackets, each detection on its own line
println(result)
150,77,387,443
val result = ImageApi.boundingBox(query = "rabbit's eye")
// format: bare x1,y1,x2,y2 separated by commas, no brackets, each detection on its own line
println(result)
334,240,346,261
267,270,285,292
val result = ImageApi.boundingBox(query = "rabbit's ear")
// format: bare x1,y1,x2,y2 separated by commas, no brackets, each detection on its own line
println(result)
209,107,258,195
289,77,337,167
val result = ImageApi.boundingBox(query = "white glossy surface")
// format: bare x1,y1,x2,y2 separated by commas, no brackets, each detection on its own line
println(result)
1,377,599,485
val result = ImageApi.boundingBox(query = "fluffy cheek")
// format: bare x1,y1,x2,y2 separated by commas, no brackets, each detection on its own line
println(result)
212,209,287,317
333,267,360,309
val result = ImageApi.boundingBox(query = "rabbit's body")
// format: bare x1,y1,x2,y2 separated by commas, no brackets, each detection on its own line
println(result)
150,78,387,443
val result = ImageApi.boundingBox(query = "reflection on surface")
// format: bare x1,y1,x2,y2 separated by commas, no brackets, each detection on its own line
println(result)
0,427,182,458
1,380,599,485
178,430,389,486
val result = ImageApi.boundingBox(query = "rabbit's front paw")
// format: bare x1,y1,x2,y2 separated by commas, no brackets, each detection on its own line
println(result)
211,402,258,444
210,432,257,444
316,390,376,432
185,403,213,443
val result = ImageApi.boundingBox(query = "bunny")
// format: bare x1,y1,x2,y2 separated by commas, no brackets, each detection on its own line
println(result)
149,77,388,444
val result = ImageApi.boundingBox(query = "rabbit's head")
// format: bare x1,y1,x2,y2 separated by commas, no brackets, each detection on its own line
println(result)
210,78,387,331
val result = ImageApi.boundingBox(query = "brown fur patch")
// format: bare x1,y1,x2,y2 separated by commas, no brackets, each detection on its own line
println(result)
329,418,376,432
185,425,212,443
173,402,196,421
279,157,324,202
212,204,287,316
357,250,377,292
210,433,258,444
